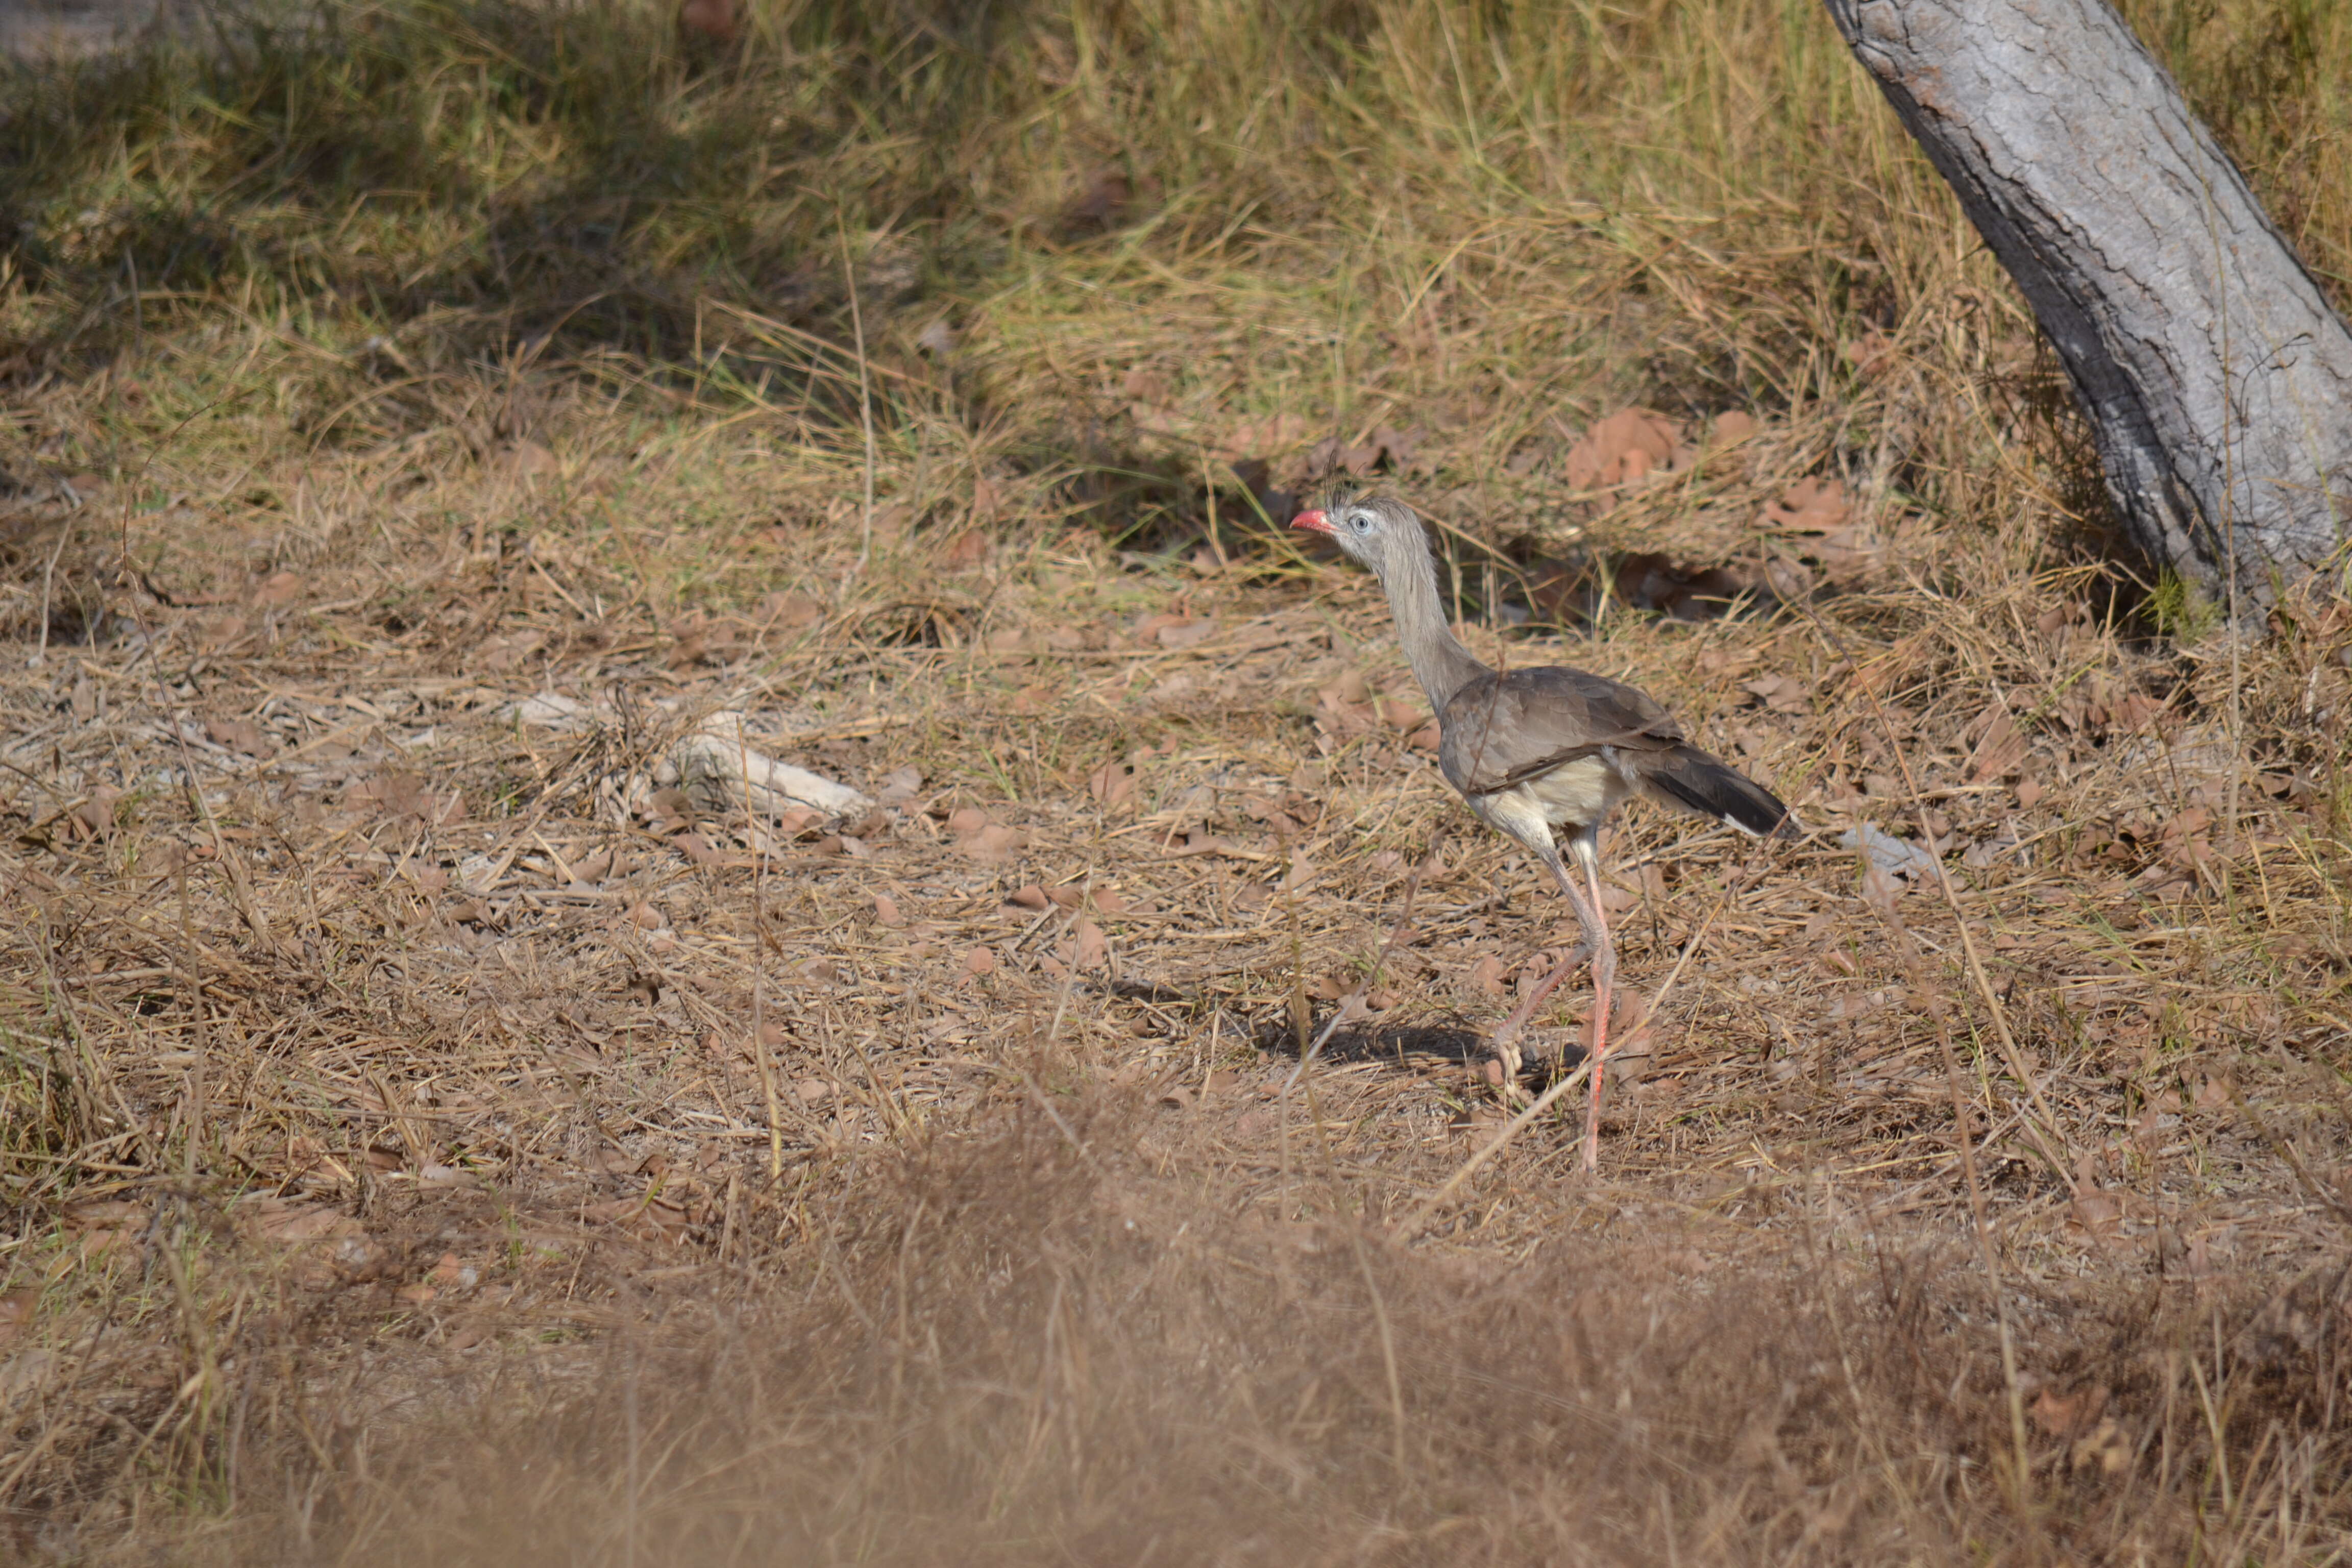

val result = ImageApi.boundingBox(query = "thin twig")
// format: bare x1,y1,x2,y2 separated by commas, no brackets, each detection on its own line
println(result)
744,726,785,1181
838,214,877,579
31,522,71,670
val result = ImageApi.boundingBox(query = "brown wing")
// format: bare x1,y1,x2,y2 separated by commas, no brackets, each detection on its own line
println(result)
1436,666,1683,798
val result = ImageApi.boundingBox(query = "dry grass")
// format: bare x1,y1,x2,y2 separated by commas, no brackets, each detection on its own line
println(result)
3,0,2351,1559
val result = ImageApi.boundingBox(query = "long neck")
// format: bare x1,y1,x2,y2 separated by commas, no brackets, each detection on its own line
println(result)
1377,534,1490,713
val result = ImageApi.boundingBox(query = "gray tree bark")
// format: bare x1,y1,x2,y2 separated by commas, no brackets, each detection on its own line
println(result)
1820,0,2352,606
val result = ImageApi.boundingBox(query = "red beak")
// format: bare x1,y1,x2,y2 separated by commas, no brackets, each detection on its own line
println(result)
1290,508,1333,533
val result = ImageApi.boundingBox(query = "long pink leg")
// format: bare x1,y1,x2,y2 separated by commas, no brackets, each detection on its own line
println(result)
1487,845,1603,1090
1579,849,1616,1174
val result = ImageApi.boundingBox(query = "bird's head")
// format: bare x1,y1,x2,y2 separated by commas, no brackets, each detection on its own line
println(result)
1290,492,1425,581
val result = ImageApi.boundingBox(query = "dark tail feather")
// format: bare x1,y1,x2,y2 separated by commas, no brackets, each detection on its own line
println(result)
1639,745,1790,838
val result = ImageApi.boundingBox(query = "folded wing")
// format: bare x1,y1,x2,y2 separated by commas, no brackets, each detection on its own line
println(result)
1436,667,1682,799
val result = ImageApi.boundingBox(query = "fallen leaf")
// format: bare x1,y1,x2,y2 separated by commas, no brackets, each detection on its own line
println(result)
2105,689,2166,731
74,786,124,837
940,528,991,568
957,823,1026,863
506,439,559,477
1324,669,1370,704
1156,617,1217,649
1063,167,1137,232
2030,1383,2111,1440
1814,523,1887,583
1965,704,2028,782
426,1253,478,1288
251,570,304,607
756,591,824,631
1761,476,1849,532
964,947,998,976
1073,920,1107,970
1710,410,1759,446
2161,807,2215,870
0,1288,38,1338
1742,673,1809,714
1167,831,1239,857
1844,328,1897,380
1006,885,1050,912
481,631,548,672
1088,761,1140,811
205,717,267,754
770,807,823,840
2069,1189,2123,1244
1561,407,1683,490
349,770,464,826
1215,412,1312,457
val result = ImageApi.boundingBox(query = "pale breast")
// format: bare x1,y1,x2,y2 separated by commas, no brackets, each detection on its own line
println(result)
1515,752,1631,830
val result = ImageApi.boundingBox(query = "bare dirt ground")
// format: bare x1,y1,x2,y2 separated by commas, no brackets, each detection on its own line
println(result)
2,0,2350,1558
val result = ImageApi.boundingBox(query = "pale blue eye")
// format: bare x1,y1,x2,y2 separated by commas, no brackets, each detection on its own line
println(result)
1351,514,1372,533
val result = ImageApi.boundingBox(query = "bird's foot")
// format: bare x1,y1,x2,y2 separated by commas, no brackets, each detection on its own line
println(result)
1482,1033,1526,1100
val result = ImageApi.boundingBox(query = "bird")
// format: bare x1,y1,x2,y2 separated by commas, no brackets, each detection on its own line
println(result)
1292,492,1788,1172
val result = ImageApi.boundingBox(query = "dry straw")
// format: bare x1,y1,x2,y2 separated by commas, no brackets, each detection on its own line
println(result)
0,0,2348,1556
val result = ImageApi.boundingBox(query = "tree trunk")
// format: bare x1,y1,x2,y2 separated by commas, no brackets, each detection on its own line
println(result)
1820,0,2352,607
